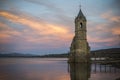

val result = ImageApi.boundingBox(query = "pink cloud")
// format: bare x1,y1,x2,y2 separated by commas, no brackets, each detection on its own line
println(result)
101,11,120,23
0,22,21,43
0,10,73,50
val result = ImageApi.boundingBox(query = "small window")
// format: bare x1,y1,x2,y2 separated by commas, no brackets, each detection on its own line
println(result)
80,23,82,28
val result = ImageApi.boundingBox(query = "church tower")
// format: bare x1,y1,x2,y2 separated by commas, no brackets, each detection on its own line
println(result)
68,8,90,63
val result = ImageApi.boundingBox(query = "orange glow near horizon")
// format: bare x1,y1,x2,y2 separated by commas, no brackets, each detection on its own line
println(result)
112,27,120,35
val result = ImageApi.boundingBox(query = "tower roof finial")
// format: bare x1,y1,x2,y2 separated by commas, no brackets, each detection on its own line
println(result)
79,0,82,9
77,5,84,17
79,4,81,10
76,4,86,21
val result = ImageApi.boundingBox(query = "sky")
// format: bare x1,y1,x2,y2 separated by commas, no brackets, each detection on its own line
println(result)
0,0,120,55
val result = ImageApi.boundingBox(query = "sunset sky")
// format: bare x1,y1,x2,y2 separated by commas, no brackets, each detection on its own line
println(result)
0,0,120,55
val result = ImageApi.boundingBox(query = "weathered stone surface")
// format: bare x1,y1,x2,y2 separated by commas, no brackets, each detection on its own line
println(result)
68,8,90,63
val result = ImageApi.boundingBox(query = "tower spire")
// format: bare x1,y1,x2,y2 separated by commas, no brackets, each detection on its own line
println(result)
68,5,90,63
77,7,84,17
76,4,86,21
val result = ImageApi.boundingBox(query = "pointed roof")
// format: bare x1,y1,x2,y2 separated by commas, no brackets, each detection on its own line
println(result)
76,8,86,21
77,9,85,17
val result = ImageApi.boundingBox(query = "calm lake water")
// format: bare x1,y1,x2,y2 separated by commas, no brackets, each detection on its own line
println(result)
0,58,120,80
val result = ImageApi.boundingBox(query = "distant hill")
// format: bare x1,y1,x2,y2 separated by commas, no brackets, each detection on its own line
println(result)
0,48,120,58
0,53,39,57
40,53,68,58
91,48,120,53
90,48,120,58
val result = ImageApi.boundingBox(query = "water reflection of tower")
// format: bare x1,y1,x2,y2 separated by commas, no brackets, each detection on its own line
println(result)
69,62,91,80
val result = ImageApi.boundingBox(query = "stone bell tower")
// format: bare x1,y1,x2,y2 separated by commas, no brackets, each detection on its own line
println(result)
68,8,90,63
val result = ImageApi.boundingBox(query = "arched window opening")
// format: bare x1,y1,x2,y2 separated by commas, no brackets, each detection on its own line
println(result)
80,23,82,28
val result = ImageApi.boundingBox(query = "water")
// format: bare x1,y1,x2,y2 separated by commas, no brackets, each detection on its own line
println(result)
0,58,120,80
